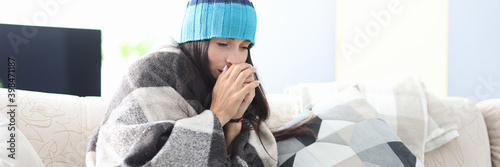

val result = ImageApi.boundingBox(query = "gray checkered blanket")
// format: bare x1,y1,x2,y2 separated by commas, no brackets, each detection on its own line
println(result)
86,50,277,166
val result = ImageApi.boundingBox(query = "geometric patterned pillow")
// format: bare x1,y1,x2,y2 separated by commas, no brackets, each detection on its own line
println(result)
277,86,424,166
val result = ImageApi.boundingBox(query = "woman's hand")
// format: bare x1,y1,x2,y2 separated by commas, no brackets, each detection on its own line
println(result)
234,73,257,119
210,63,258,126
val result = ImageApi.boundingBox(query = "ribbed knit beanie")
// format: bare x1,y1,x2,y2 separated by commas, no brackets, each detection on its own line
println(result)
178,0,257,46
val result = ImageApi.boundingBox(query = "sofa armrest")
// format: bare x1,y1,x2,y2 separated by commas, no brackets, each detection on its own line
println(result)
0,88,108,167
477,99,500,167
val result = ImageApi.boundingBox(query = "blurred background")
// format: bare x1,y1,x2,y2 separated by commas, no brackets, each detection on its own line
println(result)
0,0,499,103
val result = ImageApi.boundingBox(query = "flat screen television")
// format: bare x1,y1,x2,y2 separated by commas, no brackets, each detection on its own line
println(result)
0,23,101,96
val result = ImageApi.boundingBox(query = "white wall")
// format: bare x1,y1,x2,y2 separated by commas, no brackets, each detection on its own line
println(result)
251,0,335,94
0,0,335,95
336,0,449,97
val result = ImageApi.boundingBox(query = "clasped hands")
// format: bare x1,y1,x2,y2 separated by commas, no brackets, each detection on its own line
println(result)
210,63,258,126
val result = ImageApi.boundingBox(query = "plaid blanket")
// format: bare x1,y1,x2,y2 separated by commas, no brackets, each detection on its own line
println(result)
86,50,277,166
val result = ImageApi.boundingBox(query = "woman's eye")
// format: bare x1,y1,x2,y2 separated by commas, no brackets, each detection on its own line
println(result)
241,46,249,50
217,43,228,47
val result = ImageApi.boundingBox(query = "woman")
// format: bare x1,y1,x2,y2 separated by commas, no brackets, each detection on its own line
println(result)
86,0,280,166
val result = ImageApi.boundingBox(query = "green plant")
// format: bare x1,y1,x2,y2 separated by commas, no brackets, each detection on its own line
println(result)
119,31,157,58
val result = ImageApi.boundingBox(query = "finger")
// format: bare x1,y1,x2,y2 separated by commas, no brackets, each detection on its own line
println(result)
216,65,230,81
244,87,256,102
216,64,245,84
227,63,253,81
244,73,256,83
242,92,251,103
234,67,256,87
236,80,259,98
241,85,257,106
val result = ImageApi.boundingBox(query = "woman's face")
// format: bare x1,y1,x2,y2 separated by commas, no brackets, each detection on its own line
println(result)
207,38,252,79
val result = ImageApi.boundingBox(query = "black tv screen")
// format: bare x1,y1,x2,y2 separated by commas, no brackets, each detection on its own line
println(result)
0,23,101,96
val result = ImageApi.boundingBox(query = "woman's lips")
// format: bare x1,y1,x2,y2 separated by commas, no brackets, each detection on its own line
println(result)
218,65,227,74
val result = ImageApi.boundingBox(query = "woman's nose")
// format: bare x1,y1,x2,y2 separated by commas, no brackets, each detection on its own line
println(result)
226,49,243,64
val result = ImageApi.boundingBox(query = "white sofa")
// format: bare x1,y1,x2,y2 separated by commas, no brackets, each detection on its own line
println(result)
0,87,499,167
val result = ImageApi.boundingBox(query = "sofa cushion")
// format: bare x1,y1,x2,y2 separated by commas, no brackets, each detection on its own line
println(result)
477,99,500,167
424,97,491,167
265,94,300,131
287,81,355,111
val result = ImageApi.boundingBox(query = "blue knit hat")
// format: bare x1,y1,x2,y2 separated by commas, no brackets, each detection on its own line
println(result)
179,0,257,45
